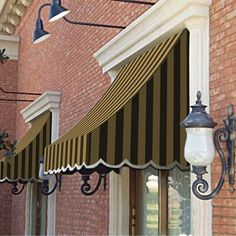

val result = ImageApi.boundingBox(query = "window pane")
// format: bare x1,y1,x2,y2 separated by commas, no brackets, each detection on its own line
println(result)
146,174,159,235
168,168,191,236
136,167,191,236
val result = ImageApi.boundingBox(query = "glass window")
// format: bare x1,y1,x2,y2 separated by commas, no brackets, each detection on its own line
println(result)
130,167,191,236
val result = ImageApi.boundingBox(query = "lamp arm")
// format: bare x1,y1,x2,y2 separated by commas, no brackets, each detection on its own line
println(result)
63,16,126,29
111,0,155,5
37,3,51,19
192,127,228,200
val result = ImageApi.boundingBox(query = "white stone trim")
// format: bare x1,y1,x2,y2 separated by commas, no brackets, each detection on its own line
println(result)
21,91,61,123
0,0,7,15
22,91,61,236
0,0,32,35
25,183,35,235
94,0,211,74
95,0,212,235
0,34,19,42
186,16,212,236
0,34,19,60
47,109,60,236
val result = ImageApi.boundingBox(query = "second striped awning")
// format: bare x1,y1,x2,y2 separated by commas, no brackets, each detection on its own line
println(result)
0,111,51,182
44,30,190,175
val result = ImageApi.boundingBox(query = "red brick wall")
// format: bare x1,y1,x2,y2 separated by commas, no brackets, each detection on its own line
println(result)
11,191,26,236
0,59,17,236
13,0,150,235
0,184,12,236
0,60,17,138
56,173,110,235
210,0,236,235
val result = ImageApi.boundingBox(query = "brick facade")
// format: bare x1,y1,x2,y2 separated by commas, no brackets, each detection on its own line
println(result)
210,0,236,235
0,59,17,236
11,0,149,235
0,184,12,236
0,0,236,235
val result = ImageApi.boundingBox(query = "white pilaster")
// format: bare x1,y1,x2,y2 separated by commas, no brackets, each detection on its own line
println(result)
109,168,130,235
47,108,60,236
185,16,212,236
185,17,210,108
21,91,61,236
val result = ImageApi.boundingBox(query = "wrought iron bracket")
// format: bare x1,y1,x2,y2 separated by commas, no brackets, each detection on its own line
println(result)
41,174,61,196
81,174,107,196
192,105,236,200
0,49,9,63
12,182,26,195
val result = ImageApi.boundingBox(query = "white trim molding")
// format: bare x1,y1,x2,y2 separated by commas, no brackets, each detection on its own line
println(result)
0,34,19,60
0,0,33,35
185,16,212,236
94,0,211,75
21,91,61,236
95,0,212,235
21,91,61,123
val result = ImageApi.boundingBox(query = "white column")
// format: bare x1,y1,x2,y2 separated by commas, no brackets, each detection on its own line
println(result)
185,16,212,236
21,91,61,236
109,168,130,235
47,109,60,236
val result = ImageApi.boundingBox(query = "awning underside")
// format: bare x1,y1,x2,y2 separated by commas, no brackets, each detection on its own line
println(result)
0,112,51,183
45,30,190,175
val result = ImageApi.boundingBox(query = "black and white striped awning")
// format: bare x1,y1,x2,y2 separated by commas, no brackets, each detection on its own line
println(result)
0,112,51,182
44,30,189,175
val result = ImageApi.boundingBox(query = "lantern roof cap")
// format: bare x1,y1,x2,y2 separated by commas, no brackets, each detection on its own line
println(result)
180,91,217,128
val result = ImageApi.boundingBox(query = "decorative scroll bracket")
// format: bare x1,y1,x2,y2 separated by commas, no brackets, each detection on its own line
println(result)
81,174,107,196
12,182,26,195
41,174,61,196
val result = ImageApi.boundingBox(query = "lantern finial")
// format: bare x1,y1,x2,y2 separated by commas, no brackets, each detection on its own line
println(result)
196,91,202,105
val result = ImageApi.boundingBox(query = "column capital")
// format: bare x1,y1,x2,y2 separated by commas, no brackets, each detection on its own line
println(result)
185,16,209,31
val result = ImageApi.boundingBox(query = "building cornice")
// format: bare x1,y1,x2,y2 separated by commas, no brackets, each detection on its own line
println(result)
0,0,32,35
94,0,211,76
21,91,61,123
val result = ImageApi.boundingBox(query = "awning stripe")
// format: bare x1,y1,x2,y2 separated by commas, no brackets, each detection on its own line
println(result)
45,30,189,174
0,112,51,182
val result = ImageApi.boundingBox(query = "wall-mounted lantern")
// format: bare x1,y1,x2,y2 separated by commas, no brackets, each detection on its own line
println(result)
181,91,235,200
33,0,126,44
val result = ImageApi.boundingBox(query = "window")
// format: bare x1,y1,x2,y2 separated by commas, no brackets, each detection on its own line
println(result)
25,182,47,235
130,167,191,235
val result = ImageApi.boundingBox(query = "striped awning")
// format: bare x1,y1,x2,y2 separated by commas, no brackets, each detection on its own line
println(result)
0,111,51,182
44,30,189,175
